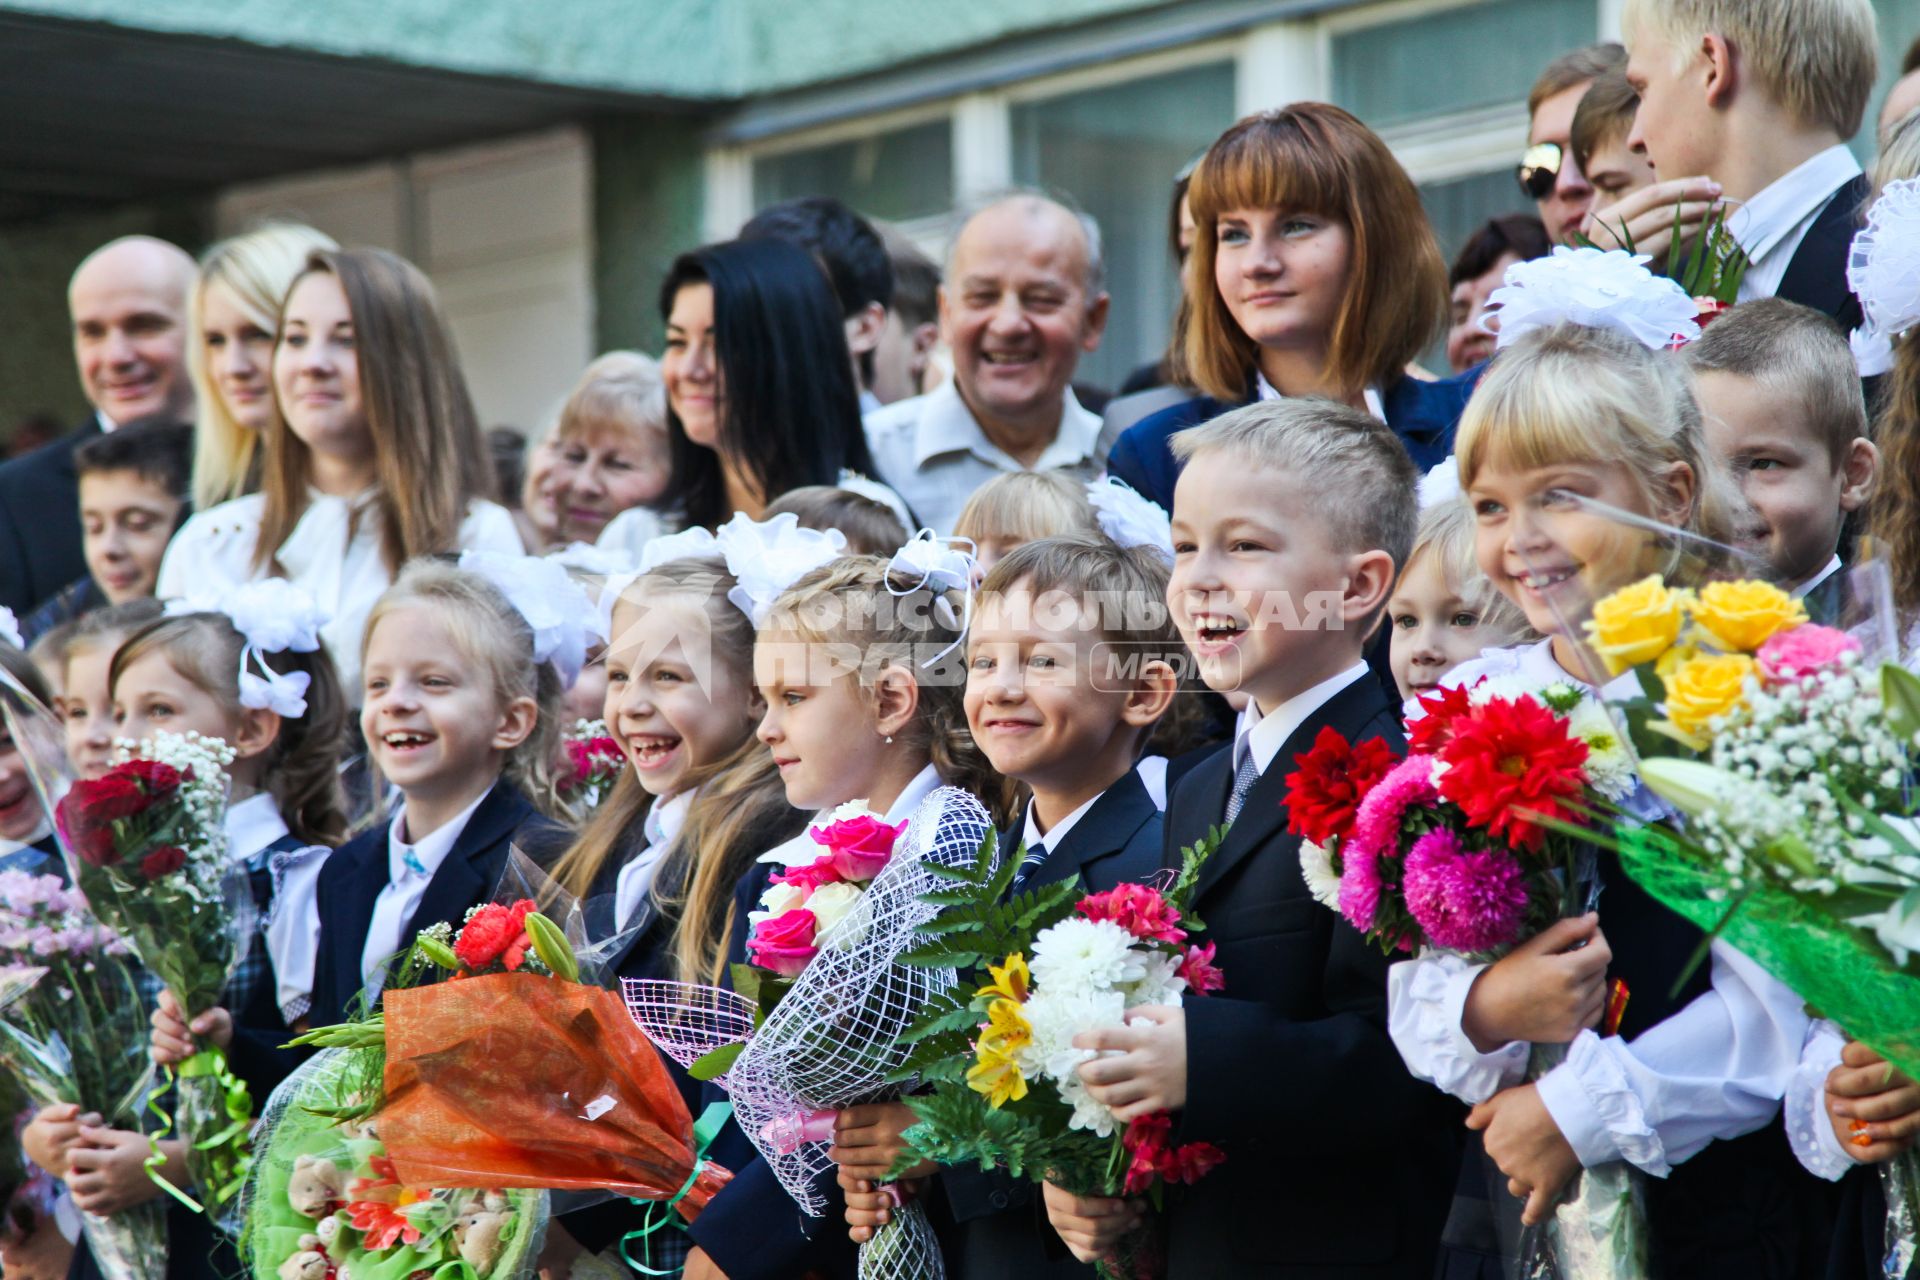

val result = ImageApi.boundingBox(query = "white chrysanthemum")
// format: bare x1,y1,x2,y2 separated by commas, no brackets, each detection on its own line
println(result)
1017,985,1127,1086
1028,917,1145,997
1058,1073,1121,1138
1299,840,1343,911
1119,950,1186,1009
1565,698,1637,802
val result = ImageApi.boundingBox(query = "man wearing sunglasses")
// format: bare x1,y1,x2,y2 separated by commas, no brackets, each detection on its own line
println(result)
1521,44,1627,243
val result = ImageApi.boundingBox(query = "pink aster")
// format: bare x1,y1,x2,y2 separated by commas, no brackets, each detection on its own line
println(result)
1336,839,1384,933
1400,828,1530,954
1349,754,1440,858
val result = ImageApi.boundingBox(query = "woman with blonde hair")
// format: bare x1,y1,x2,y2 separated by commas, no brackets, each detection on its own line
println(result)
1107,103,1481,507
517,350,672,551
158,247,521,691
188,222,338,510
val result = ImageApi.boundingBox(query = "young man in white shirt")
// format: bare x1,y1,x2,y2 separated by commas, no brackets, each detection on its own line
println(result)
1604,0,1879,327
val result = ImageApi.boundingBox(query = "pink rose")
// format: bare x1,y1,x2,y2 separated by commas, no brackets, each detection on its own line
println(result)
1756,624,1860,683
771,857,843,894
747,907,819,977
807,815,905,882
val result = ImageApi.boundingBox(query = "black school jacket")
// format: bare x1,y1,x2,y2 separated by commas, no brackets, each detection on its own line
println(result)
1159,675,1458,1280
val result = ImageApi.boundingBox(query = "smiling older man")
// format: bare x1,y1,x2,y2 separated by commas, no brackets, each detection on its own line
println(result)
865,194,1109,535
0,235,195,614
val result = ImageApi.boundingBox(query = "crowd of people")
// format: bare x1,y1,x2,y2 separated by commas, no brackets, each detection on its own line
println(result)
3,0,1920,1277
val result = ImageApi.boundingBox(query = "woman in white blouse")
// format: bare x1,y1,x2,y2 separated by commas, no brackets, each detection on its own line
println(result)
158,248,521,691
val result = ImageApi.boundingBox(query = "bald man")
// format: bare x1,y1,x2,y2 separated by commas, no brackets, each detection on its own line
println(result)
864,193,1109,534
0,236,195,614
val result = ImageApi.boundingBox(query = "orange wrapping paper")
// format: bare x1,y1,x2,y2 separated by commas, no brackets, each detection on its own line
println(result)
380,973,730,1219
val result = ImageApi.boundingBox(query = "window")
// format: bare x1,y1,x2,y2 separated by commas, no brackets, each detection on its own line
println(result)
751,119,954,223
1011,61,1236,392
1420,169,1537,267
1333,0,1597,129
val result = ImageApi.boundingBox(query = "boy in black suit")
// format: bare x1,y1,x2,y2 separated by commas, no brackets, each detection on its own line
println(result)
838,534,1180,1278
1044,399,1458,1279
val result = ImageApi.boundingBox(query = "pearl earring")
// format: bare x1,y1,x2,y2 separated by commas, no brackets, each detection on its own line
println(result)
884,735,894,745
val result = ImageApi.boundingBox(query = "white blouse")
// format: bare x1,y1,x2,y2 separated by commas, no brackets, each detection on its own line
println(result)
156,489,523,693
1386,639,1811,1176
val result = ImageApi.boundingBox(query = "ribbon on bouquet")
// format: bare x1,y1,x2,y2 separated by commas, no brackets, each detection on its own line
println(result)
141,1048,255,1215
621,1101,734,1276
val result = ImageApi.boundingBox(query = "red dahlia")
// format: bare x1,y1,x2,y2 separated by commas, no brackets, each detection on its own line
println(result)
1436,694,1589,852
1284,726,1399,845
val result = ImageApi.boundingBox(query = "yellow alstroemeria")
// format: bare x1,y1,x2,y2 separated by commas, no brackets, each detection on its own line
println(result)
966,1048,1028,1109
981,998,1033,1056
1689,580,1807,653
976,952,1030,1004
1585,575,1690,675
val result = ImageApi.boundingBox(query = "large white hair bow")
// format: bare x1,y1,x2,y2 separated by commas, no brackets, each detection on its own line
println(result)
1485,246,1702,351
590,527,725,644
887,528,977,668
1086,477,1173,565
459,550,595,687
1848,177,1920,375
715,513,846,626
1417,456,1463,511
166,579,330,718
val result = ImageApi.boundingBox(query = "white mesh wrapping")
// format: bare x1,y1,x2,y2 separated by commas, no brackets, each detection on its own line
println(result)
626,787,998,1276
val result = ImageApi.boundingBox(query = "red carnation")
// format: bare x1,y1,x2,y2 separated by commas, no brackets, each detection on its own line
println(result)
1076,883,1186,944
1436,694,1590,852
139,845,186,880
1284,727,1399,845
453,898,538,971
1177,942,1225,995
1407,683,1476,756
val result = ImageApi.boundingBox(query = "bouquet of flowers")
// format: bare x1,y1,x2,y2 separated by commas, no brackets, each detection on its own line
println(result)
556,719,624,817
741,802,909,1007
1287,685,1646,1278
626,787,997,1280
887,834,1226,1280
0,871,163,1280
49,730,257,1227
1581,572,1920,1276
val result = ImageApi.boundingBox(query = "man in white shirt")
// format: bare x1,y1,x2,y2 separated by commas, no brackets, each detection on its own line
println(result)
865,194,1109,535
1610,0,1878,325
0,235,195,614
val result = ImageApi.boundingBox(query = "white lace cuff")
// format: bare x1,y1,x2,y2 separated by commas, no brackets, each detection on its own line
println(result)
1537,1029,1668,1175
1387,952,1530,1104
1787,1019,1855,1181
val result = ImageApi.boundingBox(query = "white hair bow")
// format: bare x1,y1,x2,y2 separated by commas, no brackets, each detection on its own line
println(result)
1485,246,1702,351
716,513,846,627
887,528,977,668
458,550,596,687
0,608,21,651
166,579,329,718
1417,456,1463,511
1086,477,1173,565
589,527,724,644
1848,177,1920,373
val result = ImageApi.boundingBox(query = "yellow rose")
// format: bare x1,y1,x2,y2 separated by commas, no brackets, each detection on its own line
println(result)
1584,575,1689,675
966,1048,1028,1109
1690,580,1807,652
1664,652,1757,739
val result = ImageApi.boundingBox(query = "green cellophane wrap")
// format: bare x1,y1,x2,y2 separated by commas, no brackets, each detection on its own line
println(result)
1614,827,1920,1077
241,1048,546,1280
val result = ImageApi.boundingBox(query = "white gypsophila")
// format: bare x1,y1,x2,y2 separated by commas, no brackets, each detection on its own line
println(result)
803,881,864,938
117,730,237,887
1299,839,1343,911
1027,917,1146,997
1119,950,1187,1009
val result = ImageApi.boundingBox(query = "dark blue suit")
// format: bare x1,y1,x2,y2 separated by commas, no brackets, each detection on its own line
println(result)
940,768,1165,1280
1104,371,1479,513
1159,675,1458,1279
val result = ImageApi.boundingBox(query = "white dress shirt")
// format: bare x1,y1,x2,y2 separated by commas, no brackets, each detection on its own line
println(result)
756,763,944,873
156,489,524,694
223,792,326,1021
1792,554,1844,600
1231,662,1372,778
1731,144,1863,304
615,788,695,931
1255,372,1386,425
1785,1018,1858,1180
1387,639,1811,1175
360,787,494,990
863,380,1103,536
1134,756,1169,811
1020,789,1102,860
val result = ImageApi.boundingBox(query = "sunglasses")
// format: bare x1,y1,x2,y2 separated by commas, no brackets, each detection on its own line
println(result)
1517,142,1564,200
